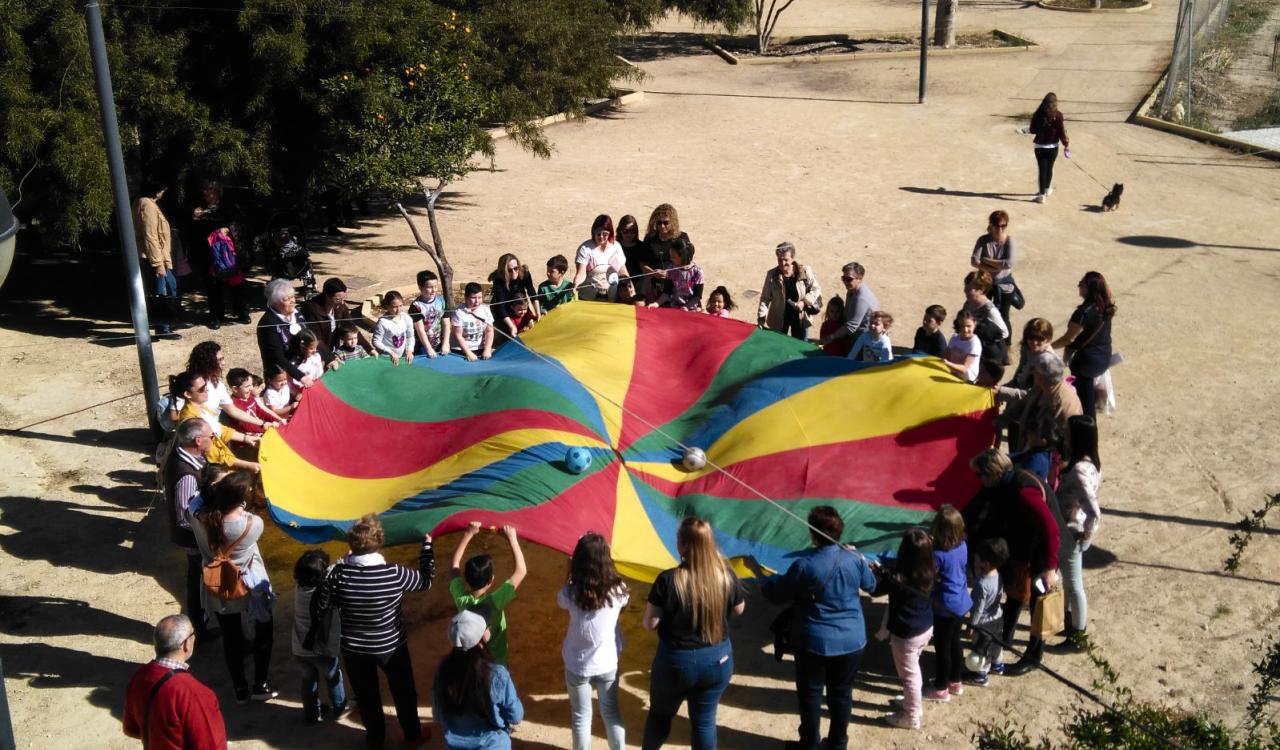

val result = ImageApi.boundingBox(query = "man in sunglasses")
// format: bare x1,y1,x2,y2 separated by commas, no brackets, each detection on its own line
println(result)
818,262,880,353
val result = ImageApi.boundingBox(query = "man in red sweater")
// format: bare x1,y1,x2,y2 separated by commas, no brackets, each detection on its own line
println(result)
124,614,227,749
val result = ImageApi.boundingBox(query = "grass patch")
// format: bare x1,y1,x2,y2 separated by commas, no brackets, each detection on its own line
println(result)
1232,91,1280,130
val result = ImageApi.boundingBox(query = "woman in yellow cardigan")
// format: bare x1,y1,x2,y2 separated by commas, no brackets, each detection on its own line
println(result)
173,370,261,473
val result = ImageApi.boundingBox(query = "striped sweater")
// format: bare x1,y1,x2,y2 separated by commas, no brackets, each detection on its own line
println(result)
312,539,435,655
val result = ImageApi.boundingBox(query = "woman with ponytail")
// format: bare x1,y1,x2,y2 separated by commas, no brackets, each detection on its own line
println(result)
641,517,746,750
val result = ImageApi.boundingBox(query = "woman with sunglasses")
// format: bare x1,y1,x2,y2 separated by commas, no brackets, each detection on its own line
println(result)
572,214,626,301
636,205,691,302
489,253,540,336
617,214,645,276
970,210,1019,341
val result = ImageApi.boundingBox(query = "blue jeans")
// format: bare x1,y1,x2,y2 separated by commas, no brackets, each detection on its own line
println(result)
1061,538,1088,630
296,654,345,722
154,267,178,299
794,648,861,750
566,669,624,750
642,640,733,750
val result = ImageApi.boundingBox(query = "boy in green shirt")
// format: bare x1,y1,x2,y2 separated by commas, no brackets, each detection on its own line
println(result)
449,522,527,665
538,255,575,312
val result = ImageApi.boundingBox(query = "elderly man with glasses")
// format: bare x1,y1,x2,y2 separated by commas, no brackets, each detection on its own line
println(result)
757,241,822,340
164,418,215,641
818,261,879,353
124,614,228,749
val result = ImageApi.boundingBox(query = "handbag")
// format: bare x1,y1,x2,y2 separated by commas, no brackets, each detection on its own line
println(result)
1063,308,1104,367
1009,282,1026,310
1031,588,1065,638
769,554,843,661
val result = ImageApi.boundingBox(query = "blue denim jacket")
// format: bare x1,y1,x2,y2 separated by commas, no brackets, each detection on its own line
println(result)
761,545,877,656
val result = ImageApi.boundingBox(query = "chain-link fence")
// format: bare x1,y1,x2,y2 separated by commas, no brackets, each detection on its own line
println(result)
1155,0,1234,121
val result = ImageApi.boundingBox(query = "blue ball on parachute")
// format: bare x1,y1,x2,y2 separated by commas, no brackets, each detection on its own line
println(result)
564,447,593,474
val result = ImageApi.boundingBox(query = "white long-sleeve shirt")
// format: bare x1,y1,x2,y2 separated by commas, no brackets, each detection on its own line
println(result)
372,312,414,358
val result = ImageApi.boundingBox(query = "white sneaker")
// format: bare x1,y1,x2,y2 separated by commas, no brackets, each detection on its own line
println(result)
1045,186,1054,196
1033,194,1046,203
882,711,920,730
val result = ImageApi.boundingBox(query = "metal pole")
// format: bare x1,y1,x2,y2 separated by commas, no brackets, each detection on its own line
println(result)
1184,0,1194,122
919,0,930,103
84,0,161,431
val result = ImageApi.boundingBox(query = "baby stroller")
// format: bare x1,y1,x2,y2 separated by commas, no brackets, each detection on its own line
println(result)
266,213,317,296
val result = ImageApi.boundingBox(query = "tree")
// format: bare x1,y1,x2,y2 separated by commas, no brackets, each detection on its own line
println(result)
934,0,957,49
0,0,750,249
313,12,494,302
754,0,799,54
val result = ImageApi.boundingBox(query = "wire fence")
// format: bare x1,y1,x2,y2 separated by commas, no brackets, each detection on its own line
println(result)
1155,0,1235,122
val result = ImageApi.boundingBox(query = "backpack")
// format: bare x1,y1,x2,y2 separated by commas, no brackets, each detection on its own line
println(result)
202,524,253,600
974,313,1010,367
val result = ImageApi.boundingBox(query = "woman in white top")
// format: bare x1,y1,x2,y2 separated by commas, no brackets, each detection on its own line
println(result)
1054,415,1102,652
557,532,629,750
187,341,271,431
572,215,626,301
371,290,414,365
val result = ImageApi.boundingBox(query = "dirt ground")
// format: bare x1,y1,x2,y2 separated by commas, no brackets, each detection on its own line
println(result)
3,0,1280,747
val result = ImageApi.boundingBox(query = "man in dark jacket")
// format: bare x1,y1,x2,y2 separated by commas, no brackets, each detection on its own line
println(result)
164,418,211,638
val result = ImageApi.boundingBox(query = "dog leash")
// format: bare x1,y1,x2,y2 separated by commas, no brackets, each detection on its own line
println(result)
1066,155,1111,190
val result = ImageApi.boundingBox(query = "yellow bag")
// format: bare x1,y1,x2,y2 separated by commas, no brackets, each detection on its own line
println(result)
1031,588,1065,638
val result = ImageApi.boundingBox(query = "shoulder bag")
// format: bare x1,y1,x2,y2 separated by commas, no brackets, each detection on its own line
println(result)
769,553,845,661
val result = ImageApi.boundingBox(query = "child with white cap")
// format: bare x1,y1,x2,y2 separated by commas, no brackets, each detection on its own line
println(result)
433,610,524,748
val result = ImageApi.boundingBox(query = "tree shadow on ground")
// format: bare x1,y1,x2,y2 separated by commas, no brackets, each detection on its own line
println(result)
1116,235,1280,253
0,596,152,644
0,253,266,341
618,32,713,63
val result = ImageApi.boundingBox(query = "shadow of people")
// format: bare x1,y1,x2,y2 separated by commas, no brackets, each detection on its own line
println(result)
900,186,1038,202
0,596,153,644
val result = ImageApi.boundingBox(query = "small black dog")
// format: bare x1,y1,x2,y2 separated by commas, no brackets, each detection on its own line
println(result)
1101,183,1124,212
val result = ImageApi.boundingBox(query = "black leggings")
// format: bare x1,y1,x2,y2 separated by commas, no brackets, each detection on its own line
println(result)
933,615,965,688
1035,147,1058,194
344,643,421,747
215,612,273,690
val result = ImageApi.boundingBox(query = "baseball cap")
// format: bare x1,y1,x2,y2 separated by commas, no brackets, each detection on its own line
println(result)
448,610,488,650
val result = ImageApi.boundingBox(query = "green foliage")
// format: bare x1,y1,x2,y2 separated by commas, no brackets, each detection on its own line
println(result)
1232,92,1280,132
1,0,747,246
1224,492,1280,573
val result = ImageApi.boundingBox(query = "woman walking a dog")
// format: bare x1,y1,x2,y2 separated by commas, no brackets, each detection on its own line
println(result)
1026,93,1069,203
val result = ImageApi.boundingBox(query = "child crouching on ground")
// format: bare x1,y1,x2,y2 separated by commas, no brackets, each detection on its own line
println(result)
964,537,1009,687
450,522,528,665
871,528,936,730
292,550,346,724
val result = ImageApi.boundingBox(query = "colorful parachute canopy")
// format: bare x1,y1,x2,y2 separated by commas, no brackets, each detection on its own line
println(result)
261,303,994,581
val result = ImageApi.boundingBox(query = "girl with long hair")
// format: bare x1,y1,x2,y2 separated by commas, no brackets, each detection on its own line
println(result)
1053,415,1102,651
925,507,972,702
642,516,745,750
558,532,630,750
871,528,936,730
190,470,276,703
433,610,524,748
1027,92,1069,203
1051,270,1116,417
489,253,540,331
